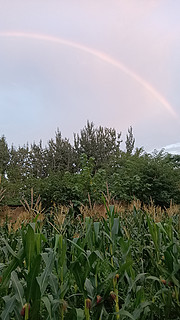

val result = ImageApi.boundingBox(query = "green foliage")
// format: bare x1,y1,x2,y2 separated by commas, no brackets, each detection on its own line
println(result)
74,120,122,171
1,122,180,207
125,126,135,155
0,136,9,176
29,140,48,178
1,205,180,318
46,129,75,173
108,151,180,206
7,145,30,182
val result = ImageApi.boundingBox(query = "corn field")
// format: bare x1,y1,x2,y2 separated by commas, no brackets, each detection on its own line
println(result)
1,200,180,319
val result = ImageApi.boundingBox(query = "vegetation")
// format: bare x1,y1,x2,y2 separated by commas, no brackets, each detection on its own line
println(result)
1,120,180,319
1,198,180,319
0,121,180,208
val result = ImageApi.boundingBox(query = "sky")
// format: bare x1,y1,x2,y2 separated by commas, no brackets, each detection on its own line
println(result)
0,0,180,153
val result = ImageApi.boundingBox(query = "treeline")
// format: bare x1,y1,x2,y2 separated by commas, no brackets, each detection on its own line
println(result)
0,121,180,207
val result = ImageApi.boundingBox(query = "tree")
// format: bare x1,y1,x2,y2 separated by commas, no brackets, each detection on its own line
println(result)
46,129,75,173
108,150,180,206
125,126,135,154
7,144,31,182
0,135,9,176
29,140,48,178
74,121,122,171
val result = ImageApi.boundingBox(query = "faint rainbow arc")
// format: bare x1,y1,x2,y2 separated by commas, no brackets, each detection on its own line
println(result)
0,31,176,117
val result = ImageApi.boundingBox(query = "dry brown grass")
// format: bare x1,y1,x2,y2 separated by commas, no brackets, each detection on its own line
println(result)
1,191,180,231
0,189,45,231
79,198,180,222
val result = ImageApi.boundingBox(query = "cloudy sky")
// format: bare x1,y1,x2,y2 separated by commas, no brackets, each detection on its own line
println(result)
0,0,180,153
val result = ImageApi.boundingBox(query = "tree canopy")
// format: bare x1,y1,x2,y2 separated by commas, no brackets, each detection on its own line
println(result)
0,121,180,207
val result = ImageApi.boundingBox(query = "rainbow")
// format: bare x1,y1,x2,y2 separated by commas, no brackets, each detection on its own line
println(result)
0,31,176,117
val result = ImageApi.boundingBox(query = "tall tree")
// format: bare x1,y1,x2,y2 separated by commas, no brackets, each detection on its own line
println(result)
74,121,122,171
46,129,75,173
29,140,48,178
125,126,135,154
7,144,30,182
0,135,9,177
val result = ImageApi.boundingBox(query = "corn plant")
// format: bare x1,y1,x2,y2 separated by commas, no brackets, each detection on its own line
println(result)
1,201,180,319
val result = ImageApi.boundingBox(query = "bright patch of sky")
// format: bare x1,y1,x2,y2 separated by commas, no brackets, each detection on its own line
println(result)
0,0,180,153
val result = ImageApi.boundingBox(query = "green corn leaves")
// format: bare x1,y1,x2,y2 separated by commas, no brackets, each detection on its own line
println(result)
1,296,16,320
1,204,180,319
11,271,24,308
37,252,54,296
